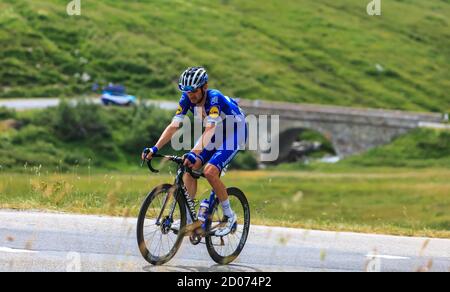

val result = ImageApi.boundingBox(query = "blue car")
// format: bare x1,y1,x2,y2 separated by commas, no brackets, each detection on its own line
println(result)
100,85,137,106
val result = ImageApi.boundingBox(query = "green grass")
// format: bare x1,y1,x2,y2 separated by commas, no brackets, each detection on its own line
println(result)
1,168,449,238
0,0,449,112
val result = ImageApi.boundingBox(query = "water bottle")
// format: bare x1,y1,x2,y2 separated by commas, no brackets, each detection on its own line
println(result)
197,199,209,222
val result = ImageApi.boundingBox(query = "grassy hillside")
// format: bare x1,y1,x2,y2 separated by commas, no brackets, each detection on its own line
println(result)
0,0,449,112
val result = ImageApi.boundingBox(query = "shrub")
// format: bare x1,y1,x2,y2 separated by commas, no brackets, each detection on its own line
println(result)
121,105,172,154
230,151,258,170
0,107,16,120
11,125,54,144
417,130,450,158
51,100,112,142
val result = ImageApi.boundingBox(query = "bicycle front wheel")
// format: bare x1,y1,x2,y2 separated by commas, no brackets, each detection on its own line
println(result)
136,184,186,265
205,187,250,265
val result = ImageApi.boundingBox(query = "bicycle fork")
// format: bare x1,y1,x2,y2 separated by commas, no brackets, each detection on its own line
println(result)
155,189,178,234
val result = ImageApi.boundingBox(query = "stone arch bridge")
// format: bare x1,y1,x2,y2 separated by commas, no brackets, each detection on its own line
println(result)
239,100,445,163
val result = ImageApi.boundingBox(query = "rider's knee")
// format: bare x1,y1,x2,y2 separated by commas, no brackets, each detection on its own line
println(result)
204,164,220,180
185,160,203,180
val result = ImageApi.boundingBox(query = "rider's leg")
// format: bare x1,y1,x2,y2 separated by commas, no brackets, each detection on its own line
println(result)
183,159,203,199
185,142,216,199
204,164,227,202
200,121,246,218
203,163,235,219
182,159,202,224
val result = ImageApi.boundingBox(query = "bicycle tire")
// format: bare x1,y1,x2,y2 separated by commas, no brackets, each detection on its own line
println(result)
136,184,186,265
205,187,250,265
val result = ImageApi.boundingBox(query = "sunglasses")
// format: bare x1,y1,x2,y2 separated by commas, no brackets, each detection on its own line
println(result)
178,84,199,93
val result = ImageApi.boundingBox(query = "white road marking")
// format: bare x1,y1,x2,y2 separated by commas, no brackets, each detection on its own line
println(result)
0,247,38,254
366,254,410,260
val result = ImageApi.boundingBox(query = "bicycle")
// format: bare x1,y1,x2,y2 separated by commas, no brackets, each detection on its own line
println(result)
137,153,251,265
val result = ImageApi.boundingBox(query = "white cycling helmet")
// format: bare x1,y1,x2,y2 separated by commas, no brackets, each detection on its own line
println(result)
178,67,208,92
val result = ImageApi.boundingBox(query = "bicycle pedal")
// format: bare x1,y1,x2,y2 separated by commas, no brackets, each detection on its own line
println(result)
189,234,202,245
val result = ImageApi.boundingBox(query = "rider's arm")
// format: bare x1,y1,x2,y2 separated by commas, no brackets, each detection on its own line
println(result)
192,123,216,155
152,95,190,152
154,120,182,150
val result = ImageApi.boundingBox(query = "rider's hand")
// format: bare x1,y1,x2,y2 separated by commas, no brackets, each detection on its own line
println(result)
142,146,158,160
183,152,198,168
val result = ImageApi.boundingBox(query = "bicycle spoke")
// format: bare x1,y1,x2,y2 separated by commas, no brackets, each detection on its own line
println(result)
164,234,170,254
168,233,175,247
146,228,159,252
144,229,159,237
230,234,239,251
155,233,162,256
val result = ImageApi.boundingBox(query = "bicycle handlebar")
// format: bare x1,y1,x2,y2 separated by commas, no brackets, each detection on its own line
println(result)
141,153,204,178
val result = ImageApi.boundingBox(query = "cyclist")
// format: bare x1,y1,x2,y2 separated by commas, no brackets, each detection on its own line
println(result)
142,67,247,236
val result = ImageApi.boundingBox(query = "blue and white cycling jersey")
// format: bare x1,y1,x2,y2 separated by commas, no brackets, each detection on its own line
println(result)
172,89,247,172
173,89,245,125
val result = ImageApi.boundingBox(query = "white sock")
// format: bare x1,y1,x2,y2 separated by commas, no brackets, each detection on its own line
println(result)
221,198,234,218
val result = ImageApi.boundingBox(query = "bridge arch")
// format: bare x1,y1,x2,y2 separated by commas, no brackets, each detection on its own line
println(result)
274,126,336,163
240,99,443,164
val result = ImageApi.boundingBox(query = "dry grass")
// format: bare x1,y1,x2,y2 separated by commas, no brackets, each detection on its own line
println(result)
1,168,449,238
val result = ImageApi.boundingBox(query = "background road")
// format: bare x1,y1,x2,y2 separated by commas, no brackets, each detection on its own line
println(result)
0,210,448,272
0,98,178,111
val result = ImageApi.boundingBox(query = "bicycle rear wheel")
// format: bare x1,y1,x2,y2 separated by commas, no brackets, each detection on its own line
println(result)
205,187,250,265
137,184,186,265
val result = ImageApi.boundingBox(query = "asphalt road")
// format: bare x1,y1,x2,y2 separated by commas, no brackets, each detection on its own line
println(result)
0,98,178,111
0,210,448,272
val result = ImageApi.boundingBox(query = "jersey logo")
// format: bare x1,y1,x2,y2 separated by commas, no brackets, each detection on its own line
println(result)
175,105,183,115
209,106,220,119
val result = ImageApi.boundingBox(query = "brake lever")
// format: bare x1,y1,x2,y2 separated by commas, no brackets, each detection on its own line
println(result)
141,149,151,167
